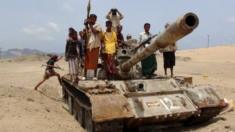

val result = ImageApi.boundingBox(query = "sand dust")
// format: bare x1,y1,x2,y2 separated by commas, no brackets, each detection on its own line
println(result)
0,45,235,132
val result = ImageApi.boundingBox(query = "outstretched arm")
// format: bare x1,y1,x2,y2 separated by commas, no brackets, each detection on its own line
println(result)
57,56,63,61
42,64,63,70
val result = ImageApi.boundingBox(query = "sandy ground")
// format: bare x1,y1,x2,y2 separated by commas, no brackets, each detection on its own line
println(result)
0,45,235,132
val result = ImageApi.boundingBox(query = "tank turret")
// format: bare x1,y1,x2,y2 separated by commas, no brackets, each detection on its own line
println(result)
118,12,199,78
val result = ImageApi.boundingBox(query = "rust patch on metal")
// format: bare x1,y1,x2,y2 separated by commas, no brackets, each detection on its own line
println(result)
90,95,134,122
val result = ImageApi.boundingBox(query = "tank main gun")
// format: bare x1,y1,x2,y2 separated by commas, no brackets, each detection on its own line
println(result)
118,12,199,77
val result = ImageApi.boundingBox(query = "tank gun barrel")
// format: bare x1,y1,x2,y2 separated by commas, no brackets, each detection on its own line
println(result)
120,12,199,75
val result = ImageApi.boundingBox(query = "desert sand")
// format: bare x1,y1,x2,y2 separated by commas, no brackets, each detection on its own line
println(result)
0,45,235,132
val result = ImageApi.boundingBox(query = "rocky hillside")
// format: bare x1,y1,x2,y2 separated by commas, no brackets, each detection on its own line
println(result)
0,48,45,58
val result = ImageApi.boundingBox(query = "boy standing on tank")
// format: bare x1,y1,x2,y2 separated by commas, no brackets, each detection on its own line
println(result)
161,23,177,78
102,21,118,79
84,14,102,79
106,8,124,32
139,23,157,78
65,27,83,84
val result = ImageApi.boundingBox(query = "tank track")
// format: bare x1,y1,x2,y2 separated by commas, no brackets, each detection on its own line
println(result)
183,107,223,125
62,79,124,132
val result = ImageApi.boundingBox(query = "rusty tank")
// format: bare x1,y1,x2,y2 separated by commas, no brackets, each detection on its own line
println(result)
61,12,228,132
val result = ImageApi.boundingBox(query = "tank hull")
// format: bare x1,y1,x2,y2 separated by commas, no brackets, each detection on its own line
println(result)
61,75,227,132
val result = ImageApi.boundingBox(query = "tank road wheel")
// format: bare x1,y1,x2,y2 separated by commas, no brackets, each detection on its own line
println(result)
80,107,85,128
72,100,79,121
68,95,74,114
78,108,93,132
76,102,83,125
62,85,68,103
84,110,93,132
93,121,124,132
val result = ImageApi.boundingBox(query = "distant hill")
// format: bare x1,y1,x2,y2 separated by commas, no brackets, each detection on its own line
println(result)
1,48,45,58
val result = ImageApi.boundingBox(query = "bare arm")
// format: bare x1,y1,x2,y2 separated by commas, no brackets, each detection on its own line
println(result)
106,11,112,19
42,64,63,70
114,32,118,52
57,56,63,61
89,24,102,35
89,25,98,34
117,10,124,20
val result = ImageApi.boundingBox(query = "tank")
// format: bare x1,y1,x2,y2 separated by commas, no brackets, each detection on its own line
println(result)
61,12,228,132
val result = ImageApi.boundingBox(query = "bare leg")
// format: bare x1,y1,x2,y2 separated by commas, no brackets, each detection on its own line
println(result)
170,67,174,78
34,79,47,90
71,74,79,84
84,69,87,78
164,67,167,76
55,73,62,85
75,75,79,84
94,69,97,77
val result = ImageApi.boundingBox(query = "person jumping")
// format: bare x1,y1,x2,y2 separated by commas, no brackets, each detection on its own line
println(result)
34,55,63,90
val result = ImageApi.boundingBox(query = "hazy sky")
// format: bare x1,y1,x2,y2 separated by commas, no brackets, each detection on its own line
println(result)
1,0,235,52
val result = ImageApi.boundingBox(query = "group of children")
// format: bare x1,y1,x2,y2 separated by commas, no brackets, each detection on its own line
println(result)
34,8,177,90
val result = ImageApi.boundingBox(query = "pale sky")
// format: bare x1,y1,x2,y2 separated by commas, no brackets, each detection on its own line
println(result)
1,0,235,52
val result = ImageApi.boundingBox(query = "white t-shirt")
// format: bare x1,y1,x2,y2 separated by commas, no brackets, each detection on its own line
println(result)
106,14,124,28
139,32,152,47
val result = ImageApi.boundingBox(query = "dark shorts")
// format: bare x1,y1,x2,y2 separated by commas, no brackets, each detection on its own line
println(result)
163,52,175,68
44,69,56,79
